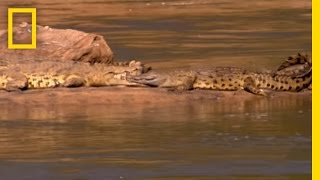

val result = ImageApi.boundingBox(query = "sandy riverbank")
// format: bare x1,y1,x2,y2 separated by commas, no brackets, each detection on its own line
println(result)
0,87,311,105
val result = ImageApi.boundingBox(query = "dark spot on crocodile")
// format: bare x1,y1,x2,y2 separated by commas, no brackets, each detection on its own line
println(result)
258,77,262,81
275,87,279,90
296,80,300,83
46,82,50,86
228,78,232,81
1,82,5,86
257,84,261,87
271,85,274,88
267,83,270,87
280,86,284,90
285,81,288,84
262,79,266,83
208,75,213,78
221,79,224,82
222,84,225,87
213,79,218,84
229,84,233,87
288,86,292,90
296,86,300,91
280,80,284,83
32,78,36,81
205,82,210,86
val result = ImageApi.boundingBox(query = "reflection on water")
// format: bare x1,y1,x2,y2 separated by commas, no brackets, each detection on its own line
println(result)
0,95,312,179
0,0,312,179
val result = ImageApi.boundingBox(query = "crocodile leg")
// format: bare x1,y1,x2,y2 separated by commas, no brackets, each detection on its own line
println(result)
243,76,269,96
173,75,196,91
63,75,86,87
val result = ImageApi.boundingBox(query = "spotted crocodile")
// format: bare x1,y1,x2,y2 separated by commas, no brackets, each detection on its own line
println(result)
128,53,312,96
0,60,151,91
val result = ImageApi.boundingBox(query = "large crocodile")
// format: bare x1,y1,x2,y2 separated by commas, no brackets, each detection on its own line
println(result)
0,59,151,91
128,53,312,96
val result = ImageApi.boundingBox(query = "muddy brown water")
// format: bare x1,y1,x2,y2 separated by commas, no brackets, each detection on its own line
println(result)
0,0,311,179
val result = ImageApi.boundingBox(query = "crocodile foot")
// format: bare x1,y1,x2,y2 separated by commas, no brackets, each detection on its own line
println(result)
243,76,271,96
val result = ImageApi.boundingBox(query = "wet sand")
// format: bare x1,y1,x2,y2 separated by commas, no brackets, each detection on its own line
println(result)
0,87,311,105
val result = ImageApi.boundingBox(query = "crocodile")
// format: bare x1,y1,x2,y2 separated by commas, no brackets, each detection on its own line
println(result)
0,60,151,91
273,53,311,77
128,53,312,96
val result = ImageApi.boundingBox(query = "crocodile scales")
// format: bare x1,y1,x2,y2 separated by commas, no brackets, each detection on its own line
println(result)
128,53,312,96
0,60,151,91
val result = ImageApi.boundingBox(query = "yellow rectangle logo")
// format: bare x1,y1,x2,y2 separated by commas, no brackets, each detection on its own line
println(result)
8,8,37,49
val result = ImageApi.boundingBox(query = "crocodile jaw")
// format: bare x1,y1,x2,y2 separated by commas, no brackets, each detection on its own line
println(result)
128,73,168,87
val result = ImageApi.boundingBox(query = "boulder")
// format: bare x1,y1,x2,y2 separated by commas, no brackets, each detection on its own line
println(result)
0,22,114,64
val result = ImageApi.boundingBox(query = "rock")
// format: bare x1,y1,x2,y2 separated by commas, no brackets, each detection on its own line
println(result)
0,22,114,64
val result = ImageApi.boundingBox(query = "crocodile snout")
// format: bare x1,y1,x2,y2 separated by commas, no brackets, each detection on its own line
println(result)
127,73,167,87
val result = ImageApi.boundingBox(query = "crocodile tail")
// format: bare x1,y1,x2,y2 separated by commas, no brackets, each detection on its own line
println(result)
111,61,130,66
277,53,311,71
111,60,152,73
274,53,312,77
111,60,145,66
294,66,312,91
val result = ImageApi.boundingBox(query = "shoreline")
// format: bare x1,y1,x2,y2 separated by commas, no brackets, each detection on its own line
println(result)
0,87,311,106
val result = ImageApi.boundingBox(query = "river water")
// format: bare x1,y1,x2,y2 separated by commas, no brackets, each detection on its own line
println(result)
0,0,311,179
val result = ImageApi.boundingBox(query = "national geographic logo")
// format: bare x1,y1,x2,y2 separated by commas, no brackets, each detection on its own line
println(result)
8,8,37,49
